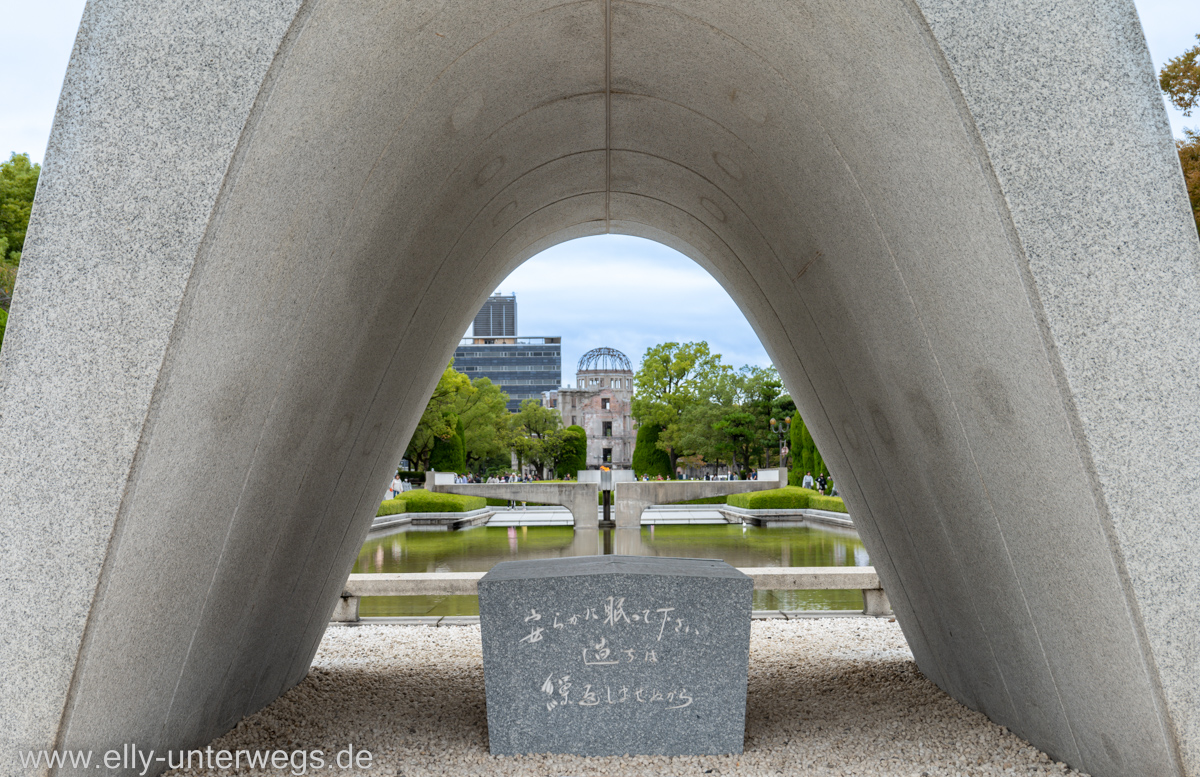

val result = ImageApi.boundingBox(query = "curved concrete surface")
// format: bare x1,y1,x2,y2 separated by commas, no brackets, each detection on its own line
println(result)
2,1,1199,775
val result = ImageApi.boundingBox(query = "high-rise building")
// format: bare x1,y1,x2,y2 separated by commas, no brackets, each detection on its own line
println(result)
453,293,561,412
472,293,516,337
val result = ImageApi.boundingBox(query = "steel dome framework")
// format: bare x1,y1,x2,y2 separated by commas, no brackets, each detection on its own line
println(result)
576,347,633,374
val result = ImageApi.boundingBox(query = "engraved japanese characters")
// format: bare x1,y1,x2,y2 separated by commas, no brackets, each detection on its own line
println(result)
478,556,753,756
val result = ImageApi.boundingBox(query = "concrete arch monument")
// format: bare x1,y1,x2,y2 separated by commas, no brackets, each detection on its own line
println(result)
2,1,1199,775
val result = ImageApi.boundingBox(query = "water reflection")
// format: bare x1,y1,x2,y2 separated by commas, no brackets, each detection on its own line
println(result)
353,523,868,616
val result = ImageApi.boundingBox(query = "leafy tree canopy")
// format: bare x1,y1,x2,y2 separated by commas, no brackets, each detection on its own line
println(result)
510,399,565,479
1177,130,1200,235
451,376,511,470
632,341,728,471
403,361,510,472
1161,35,1200,116
675,364,794,476
0,153,40,309
556,425,587,478
632,422,673,479
1161,35,1200,235
429,414,466,474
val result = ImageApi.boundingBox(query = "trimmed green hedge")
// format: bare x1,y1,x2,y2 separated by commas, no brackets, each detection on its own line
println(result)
728,486,817,510
725,486,848,512
376,498,407,517
376,490,486,515
807,494,848,513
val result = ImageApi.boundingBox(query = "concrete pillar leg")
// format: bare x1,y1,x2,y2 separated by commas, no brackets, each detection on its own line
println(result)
571,494,599,530
863,588,891,616
615,497,649,529
332,595,360,622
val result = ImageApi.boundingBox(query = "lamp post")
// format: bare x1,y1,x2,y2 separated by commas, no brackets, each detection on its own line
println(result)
769,416,791,469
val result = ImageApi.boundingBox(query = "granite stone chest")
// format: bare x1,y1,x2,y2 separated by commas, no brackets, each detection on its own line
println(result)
477,555,753,756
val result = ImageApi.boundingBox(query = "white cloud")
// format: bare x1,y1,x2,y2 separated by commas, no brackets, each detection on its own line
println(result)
492,236,773,380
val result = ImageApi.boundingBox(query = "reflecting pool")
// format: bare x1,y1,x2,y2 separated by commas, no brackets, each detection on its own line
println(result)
352,523,869,616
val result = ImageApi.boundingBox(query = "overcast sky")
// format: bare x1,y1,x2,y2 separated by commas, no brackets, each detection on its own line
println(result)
4,1,1198,376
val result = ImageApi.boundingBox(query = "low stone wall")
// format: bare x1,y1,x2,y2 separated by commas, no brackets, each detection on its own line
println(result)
369,508,493,532
720,506,853,530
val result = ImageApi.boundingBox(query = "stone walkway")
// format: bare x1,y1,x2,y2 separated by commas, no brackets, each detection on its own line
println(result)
165,621,1088,777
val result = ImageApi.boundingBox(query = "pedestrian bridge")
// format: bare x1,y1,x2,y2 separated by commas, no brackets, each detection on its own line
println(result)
2,2,1198,776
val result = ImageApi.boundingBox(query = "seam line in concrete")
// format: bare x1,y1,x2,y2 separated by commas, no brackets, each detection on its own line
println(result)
604,0,612,231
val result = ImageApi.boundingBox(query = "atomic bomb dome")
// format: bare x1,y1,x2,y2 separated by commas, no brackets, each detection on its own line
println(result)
543,347,636,469
577,347,632,374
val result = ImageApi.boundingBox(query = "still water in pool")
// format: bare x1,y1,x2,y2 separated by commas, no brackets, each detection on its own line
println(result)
352,523,869,616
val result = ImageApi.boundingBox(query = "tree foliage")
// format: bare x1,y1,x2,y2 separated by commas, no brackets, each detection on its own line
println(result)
509,399,565,479
0,152,40,315
631,341,727,472
632,422,672,479
429,415,466,474
1176,130,1200,234
451,376,510,471
1161,35,1200,117
1161,35,1200,235
674,363,795,476
789,415,828,485
631,342,812,477
556,425,587,477
404,361,510,472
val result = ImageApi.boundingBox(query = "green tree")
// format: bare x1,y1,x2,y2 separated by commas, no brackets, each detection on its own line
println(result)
736,365,794,467
1161,35,1200,116
789,417,805,486
0,153,40,310
450,376,510,472
631,422,673,479
509,399,564,479
403,361,510,472
1161,35,1200,235
632,341,727,473
404,362,470,470
429,414,466,473
1178,131,1200,235
674,363,795,475
787,415,827,483
556,425,587,477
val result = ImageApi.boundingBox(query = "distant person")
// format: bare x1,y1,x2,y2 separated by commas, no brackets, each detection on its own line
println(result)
802,471,814,489
390,474,404,499
830,479,838,497
816,473,827,494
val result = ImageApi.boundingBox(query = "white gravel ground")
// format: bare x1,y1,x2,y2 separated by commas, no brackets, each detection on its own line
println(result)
165,621,1087,777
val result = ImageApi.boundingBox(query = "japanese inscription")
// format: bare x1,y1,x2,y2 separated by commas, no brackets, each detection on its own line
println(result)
478,555,752,756
515,596,701,712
